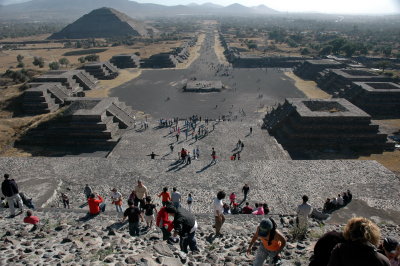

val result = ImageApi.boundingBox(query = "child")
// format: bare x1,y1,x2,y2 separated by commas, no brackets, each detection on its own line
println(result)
143,196,157,229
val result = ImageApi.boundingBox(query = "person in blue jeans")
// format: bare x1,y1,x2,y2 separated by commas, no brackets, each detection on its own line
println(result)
122,200,143,236
166,205,199,253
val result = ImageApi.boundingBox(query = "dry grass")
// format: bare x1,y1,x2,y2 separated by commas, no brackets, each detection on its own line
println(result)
284,71,331,99
85,69,142,98
359,151,400,175
176,33,205,69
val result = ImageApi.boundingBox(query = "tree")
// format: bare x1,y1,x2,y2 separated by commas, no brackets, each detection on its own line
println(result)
319,45,333,56
78,57,86,63
341,43,356,57
17,54,24,62
375,61,390,72
49,62,60,70
84,54,99,62
32,57,44,68
58,57,70,67
300,48,310,55
382,46,392,57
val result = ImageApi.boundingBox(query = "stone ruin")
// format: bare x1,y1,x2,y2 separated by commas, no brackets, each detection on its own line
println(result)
263,98,394,155
293,59,345,80
184,80,223,92
110,54,140,69
22,83,73,115
16,97,136,151
346,82,400,117
82,61,119,80
22,70,99,115
140,37,197,68
316,68,393,96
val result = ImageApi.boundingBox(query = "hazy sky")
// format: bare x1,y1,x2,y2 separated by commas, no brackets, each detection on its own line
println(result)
1,0,399,14
135,0,400,14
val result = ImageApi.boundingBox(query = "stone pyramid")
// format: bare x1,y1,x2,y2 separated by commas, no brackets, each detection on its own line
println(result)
48,7,154,39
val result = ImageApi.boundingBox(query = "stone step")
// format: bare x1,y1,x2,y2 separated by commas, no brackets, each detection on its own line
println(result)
106,104,135,128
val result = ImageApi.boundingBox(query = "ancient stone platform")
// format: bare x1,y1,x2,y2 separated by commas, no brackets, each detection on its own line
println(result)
110,54,140,69
0,157,398,218
82,61,119,80
16,97,136,152
263,98,395,154
184,80,223,92
32,70,99,92
293,59,345,80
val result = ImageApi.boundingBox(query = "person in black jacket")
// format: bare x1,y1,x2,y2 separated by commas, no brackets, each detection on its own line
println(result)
1,174,24,217
166,206,199,253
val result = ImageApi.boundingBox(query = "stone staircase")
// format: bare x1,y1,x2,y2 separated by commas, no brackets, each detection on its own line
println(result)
82,62,119,80
22,83,71,115
71,70,99,91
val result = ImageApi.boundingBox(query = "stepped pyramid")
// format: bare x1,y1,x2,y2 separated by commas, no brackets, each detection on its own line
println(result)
48,7,156,39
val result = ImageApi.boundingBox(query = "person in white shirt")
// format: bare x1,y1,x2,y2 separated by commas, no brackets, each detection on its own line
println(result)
336,194,344,206
110,188,123,213
213,190,226,237
296,195,312,229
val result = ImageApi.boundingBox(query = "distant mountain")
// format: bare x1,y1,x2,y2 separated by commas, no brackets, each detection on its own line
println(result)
251,4,279,14
0,0,279,21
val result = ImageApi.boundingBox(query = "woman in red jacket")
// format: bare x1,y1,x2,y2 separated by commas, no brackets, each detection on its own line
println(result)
156,202,174,240
88,193,106,215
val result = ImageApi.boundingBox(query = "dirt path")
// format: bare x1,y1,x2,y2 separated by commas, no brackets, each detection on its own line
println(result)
284,71,331,99
85,69,142,98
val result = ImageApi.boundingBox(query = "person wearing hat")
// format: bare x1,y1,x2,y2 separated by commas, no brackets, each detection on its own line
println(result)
380,237,400,266
247,218,286,266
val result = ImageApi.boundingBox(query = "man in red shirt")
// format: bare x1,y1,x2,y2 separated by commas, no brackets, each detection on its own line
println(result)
23,210,39,231
242,202,253,214
156,203,174,240
88,193,106,215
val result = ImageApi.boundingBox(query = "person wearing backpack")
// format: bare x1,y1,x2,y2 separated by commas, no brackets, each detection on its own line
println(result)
247,218,286,266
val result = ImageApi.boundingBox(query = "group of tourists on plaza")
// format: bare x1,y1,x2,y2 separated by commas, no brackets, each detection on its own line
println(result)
1,173,399,265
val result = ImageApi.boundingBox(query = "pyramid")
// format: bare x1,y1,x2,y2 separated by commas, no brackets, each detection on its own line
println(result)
48,7,155,39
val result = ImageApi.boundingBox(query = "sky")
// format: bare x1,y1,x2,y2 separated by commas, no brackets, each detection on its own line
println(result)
0,0,399,14
134,0,400,14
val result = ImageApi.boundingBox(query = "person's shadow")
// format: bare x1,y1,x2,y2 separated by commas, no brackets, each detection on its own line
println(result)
196,161,214,173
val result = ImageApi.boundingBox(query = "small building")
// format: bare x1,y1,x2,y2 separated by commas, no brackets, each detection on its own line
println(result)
110,54,140,69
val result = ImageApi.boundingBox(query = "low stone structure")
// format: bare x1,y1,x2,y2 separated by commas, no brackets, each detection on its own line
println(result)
110,54,140,69
345,82,400,117
293,59,345,80
263,98,394,154
22,83,72,115
82,61,119,80
140,53,176,68
184,80,223,92
316,68,393,96
32,70,99,92
16,97,136,150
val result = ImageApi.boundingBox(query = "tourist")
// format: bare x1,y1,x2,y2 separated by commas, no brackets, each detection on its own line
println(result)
176,133,180,142
196,146,200,159
231,203,241,214
379,237,400,266
146,152,159,159
252,203,265,215
309,231,345,266
296,195,312,229
328,217,390,266
250,127,253,134
60,193,70,209
128,190,136,202
143,196,157,229
122,199,143,237
323,198,333,213
88,193,106,215
156,202,174,240
239,183,250,205
171,187,182,209
337,194,344,206
263,203,270,215
19,192,35,209
187,193,193,213
158,187,171,206
23,210,40,231
237,139,242,150
229,192,236,206
84,184,92,200
213,190,226,237
247,218,286,266
342,192,350,205
347,189,353,202
134,180,148,210
165,205,199,253
169,144,174,154
242,202,253,214
223,203,231,214
211,147,217,164
1,174,24,217
180,148,187,162
186,152,191,165
110,188,123,213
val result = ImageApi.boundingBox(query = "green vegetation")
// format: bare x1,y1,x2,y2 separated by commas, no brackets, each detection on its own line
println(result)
58,57,69,67
49,62,60,70
32,57,44,68
2,69,37,83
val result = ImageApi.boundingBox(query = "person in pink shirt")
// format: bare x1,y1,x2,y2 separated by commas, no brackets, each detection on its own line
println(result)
252,203,265,215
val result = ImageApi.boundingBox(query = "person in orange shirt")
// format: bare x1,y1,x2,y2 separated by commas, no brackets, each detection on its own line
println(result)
158,187,171,206
88,193,106,215
247,218,286,266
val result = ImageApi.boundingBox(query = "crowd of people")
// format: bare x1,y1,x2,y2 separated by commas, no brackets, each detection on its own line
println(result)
323,190,353,213
1,173,399,265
